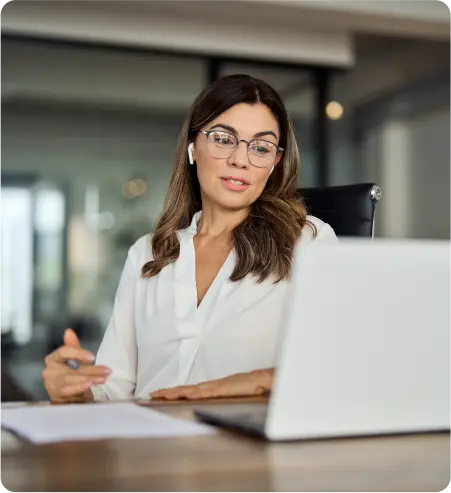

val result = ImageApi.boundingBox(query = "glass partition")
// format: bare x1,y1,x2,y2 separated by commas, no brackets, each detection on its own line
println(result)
1,36,329,399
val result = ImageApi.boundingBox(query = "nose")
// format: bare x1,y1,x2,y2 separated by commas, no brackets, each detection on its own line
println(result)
228,141,250,169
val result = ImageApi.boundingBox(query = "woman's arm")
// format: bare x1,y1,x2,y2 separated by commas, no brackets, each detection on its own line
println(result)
90,245,140,401
151,368,274,400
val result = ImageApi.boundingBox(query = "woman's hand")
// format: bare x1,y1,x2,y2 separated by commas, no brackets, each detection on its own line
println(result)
42,328,111,403
151,368,274,401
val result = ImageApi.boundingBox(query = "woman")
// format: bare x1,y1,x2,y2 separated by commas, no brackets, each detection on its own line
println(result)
43,74,337,403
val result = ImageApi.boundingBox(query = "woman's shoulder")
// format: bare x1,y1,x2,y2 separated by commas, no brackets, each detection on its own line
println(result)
300,215,338,245
125,219,196,273
128,233,154,267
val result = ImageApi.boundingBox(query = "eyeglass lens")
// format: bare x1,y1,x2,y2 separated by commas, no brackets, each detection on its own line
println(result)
205,131,278,168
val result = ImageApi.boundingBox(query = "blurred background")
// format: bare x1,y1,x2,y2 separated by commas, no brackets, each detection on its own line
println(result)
1,0,450,400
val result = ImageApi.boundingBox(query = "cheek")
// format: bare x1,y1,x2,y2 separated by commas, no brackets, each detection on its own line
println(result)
252,169,271,193
195,156,218,188
196,157,222,194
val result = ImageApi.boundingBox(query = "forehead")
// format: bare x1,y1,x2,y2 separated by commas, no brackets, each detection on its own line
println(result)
209,103,280,138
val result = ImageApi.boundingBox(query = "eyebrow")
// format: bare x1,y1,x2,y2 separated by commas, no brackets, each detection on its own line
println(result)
209,123,278,141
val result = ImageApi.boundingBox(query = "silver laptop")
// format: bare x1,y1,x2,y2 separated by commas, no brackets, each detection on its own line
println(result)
195,240,450,440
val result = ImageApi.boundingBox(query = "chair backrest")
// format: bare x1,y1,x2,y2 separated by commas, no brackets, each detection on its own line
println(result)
297,183,382,238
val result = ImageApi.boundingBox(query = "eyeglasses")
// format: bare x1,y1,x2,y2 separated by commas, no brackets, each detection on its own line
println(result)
199,130,283,168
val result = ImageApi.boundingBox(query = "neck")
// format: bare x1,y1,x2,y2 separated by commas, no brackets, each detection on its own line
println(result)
196,202,249,239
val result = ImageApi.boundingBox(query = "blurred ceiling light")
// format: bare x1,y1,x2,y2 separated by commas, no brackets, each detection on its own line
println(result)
122,178,148,199
326,101,344,120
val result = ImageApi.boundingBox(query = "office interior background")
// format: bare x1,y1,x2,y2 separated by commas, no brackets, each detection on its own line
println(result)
1,0,450,401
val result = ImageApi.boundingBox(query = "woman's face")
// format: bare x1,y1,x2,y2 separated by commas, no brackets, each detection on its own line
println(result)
192,103,283,212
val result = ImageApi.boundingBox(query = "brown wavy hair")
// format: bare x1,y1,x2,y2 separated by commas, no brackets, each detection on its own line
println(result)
142,74,315,283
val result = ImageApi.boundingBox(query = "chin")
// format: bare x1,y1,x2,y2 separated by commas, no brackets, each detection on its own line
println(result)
202,183,258,212
211,193,253,212
216,199,251,212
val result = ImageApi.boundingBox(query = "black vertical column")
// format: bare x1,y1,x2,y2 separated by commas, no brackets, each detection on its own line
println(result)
313,68,330,187
207,57,221,84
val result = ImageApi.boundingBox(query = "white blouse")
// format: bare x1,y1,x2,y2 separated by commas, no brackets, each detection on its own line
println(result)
91,212,338,401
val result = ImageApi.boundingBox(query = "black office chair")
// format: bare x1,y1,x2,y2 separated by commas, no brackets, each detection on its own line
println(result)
297,183,382,238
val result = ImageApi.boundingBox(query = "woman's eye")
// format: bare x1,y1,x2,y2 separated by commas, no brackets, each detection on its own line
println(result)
256,146,269,154
213,133,233,145
252,142,271,154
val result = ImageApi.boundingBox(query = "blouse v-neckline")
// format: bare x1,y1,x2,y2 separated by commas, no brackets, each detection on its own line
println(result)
174,211,236,323
192,239,234,310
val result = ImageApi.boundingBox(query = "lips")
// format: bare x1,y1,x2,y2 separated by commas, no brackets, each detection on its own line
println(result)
220,176,251,192
221,176,250,185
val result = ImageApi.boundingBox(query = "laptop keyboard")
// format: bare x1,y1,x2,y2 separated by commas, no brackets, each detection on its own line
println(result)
195,404,268,435
234,411,267,427
215,408,267,434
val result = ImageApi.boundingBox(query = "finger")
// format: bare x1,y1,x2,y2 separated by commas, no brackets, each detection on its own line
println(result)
151,389,179,400
75,365,111,378
212,378,254,397
165,387,214,400
184,388,209,400
151,385,195,399
155,385,212,401
151,385,187,397
52,394,86,404
186,386,221,400
48,347,96,366
43,364,110,381
151,380,224,400
59,381,96,397
185,378,250,400
64,374,107,386
185,381,226,400
64,328,80,348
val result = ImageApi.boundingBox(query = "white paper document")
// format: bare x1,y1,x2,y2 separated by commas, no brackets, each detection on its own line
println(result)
1,402,215,444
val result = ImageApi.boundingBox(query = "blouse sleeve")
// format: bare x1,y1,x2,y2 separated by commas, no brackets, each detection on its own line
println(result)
90,245,140,401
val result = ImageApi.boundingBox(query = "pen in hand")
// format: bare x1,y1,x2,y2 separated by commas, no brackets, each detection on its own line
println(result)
43,328,111,403
65,355,97,371
63,331,95,371
62,331,106,383
65,359,81,370
62,332,107,381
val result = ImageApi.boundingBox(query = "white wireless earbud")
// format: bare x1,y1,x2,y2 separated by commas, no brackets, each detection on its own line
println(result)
269,166,275,175
187,143,195,165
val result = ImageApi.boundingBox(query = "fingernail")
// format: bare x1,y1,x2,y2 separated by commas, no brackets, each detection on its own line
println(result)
87,354,96,361
93,377,106,384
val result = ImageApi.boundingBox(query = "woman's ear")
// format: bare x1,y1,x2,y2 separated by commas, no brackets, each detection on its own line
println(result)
188,143,195,165
269,153,282,175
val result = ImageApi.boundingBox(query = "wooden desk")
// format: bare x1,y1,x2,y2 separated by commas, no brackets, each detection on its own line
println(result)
2,399,449,492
